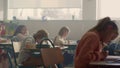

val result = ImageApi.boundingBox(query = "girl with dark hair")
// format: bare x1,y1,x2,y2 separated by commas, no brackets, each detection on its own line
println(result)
74,17,119,68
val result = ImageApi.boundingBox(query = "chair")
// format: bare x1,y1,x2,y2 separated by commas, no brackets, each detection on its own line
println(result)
0,43,20,68
11,42,37,68
12,42,21,67
13,42,21,53
0,46,13,68
12,38,64,68
11,36,19,42
40,47,64,68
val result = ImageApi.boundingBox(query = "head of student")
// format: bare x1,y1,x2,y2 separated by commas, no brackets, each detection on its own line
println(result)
58,26,70,38
13,25,27,36
89,17,119,44
97,17,111,25
33,29,49,43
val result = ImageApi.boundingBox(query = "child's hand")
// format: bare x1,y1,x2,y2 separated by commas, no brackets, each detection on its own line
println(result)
101,51,108,60
103,51,108,56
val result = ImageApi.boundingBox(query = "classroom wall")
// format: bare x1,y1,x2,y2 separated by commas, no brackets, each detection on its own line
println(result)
17,20,120,40
0,0,3,20
83,0,97,20
17,20,97,40
0,0,3,10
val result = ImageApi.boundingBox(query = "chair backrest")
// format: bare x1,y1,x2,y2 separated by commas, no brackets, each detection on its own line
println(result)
36,38,54,49
13,42,21,53
40,47,64,68
11,42,21,68
11,36,20,42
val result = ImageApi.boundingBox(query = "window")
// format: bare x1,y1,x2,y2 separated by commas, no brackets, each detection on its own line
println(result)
97,0,120,20
8,9,34,20
8,8,82,20
8,0,82,20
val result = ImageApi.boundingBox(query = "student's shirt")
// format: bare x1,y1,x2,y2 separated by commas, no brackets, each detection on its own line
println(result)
18,36,36,64
74,31,106,68
54,36,68,46
16,33,28,42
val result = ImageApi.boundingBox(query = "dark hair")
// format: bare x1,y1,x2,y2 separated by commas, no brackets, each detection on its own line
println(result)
13,25,26,36
33,29,49,41
89,17,118,33
95,21,118,32
98,17,111,24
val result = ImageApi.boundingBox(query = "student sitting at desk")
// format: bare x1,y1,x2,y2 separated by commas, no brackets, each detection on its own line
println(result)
13,25,29,42
54,26,70,47
18,29,49,66
74,17,119,68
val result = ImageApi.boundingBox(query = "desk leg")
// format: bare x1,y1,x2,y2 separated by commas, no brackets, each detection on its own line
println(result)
7,51,13,68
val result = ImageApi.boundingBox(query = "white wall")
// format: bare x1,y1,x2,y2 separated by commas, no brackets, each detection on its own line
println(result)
17,20,97,40
16,20,120,40
0,0,3,10
0,0,3,20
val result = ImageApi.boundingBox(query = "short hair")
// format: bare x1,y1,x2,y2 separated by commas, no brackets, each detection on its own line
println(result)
58,26,70,36
13,25,26,36
33,29,49,40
